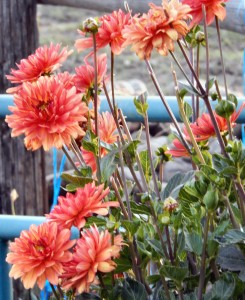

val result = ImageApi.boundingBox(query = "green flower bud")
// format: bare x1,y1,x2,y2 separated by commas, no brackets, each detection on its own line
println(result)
81,17,100,34
203,186,219,211
159,212,170,225
215,100,236,119
195,31,205,43
211,92,218,101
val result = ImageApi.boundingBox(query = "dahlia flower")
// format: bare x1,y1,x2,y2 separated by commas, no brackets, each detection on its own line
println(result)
61,226,123,294
166,138,190,157
74,54,107,94
46,182,119,229
75,10,131,55
5,76,88,151
81,112,118,173
6,222,75,290
189,103,245,141
123,0,191,59
182,0,228,27
6,43,72,92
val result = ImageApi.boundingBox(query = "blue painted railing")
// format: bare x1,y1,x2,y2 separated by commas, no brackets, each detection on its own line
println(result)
1,93,245,299
1,94,245,122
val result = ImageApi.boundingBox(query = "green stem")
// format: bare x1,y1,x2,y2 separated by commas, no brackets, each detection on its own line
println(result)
196,43,200,119
197,213,210,300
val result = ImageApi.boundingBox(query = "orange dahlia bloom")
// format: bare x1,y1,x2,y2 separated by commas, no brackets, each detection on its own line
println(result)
123,0,191,59
75,10,131,55
166,138,190,157
81,112,119,173
5,76,88,151
74,54,108,94
46,182,119,229
182,0,228,27
61,226,123,294
189,104,245,141
6,222,75,290
6,43,72,92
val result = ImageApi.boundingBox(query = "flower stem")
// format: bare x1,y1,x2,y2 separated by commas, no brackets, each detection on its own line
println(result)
62,146,80,174
196,43,200,119
50,283,60,300
92,32,101,183
197,213,210,300
145,59,191,155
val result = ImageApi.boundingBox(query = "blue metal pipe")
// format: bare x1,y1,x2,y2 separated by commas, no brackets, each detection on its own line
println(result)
0,215,80,300
1,94,245,123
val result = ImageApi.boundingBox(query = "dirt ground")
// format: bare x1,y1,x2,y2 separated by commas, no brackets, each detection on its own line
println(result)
37,4,244,96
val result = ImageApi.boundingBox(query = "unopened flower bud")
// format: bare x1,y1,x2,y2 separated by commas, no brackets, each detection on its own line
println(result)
81,17,100,34
211,92,218,101
163,197,178,212
195,31,205,43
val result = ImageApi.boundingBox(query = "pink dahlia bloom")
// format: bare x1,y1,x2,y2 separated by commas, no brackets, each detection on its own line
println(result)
75,10,131,55
81,112,118,173
6,222,75,290
5,76,88,151
6,43,72,92
56,71,76,90
123,0,191,59
61,226,123,294
46,182,119,229
182,0,228,27
74,54,108,94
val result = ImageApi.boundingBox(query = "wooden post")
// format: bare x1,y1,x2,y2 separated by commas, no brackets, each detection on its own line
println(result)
0,0,48,216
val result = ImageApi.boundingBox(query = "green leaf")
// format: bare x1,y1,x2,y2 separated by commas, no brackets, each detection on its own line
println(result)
137,240,152,258
121,220,140,236
179,81,202,97
147,239,165,257
134,95,148,116
185,232,202,256
160,265,188,284
84,216,107,228
125,140,141,162
217,245,245,272
114,256,132,273
207,77,215,90
147,274,161,285
139,150,151,182
61,173,93,190
82,130,98,154
215,229,245,246
210,273,236,300
130,201,151,215
121,277,148,300
152,282,176,300
183,101,193,119
100,151,117,182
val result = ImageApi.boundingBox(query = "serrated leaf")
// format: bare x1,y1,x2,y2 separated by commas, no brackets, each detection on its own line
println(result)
217,245,245,272
82,130,98,154
179,81,202,97
139,150,151,182
160,265,188,284
122,277,148,300
147,239,165,257
84,216,107,228
61,173,93,190
215,229,245,246
100,151,117,182
130,201,151,215
210,274,236,300
185,232,202,256
124,140,141,162
183,101,193,119
114,257,132,273
137,240,152,258
134,97,148,116
121,220,140,236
